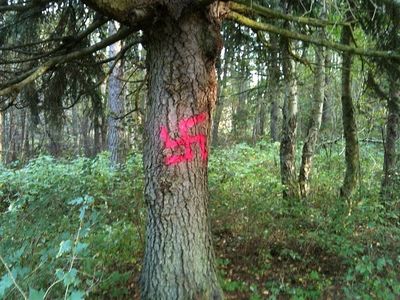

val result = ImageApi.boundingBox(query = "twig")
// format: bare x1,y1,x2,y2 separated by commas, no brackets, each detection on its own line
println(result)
0,254,28,300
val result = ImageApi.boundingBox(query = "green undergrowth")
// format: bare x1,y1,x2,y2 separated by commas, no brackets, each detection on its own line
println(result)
210,141,400,299
0,141,399,299
0,154,145,299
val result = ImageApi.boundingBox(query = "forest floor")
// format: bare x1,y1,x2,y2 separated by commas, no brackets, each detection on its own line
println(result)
0,141,399,299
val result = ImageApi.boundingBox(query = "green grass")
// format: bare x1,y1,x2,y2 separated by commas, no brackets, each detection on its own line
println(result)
0,142,399,299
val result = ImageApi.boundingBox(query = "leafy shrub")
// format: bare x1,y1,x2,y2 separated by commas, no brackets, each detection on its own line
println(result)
0,153,145,299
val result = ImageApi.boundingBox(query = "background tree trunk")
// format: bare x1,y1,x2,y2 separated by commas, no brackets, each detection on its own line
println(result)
92,94,103,156
212,56,228,146
107,20,124,167
81,112,91,157
340,23,360,198
280,27,299,199
253,63,267,143
233,58,249,141
252,89,267,143
381,9,399,196
382,67,400,195
140,8,223,300
322,50,332,130
299,30,326,198
269,34,281,142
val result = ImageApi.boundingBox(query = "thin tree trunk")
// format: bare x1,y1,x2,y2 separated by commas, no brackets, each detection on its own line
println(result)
140,8,223,300
233,50,248,140
81,112,91,157
253,89,267,143
270,100,280,141
322,50,332,129
93,114,101,155
340,22,360,198
9,108,18,162
280,30,299,199
382,68,400,195
253,64,267,143
269,34,280,142
21,110,30,161
107,21,124,166
299,32,326,198
212,57,228,146
71,104,79,153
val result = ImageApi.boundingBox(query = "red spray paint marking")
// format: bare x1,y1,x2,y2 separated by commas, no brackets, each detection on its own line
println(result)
160,112,208,165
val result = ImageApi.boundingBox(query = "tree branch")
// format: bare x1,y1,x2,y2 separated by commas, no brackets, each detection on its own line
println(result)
230,1,352,27
0,16,108,65
0,255,28,300
0,26,133,96
227,11,400,60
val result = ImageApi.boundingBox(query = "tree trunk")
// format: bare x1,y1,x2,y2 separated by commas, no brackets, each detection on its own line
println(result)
280,33,299,199
340,23,359,198
321,50,332,129
253,89,267,143
253,63,267,143
233,63,248,141
211,61,224,146
270,100,280,142
47,119,63,157
107,20,124,166
0,108,3,164
299,34,325,198
92,92,104,156
81,112,91,157
382,68,400,195
269,34,281,142
381,10,400,195
71,104,79,154
212,28,232,147
9,108,18,162
21,110,30,161
140,7,223,300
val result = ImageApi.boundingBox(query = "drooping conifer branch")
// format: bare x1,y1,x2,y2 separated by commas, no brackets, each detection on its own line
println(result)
227,10,400,60
0,26,133,96
230,1,352,27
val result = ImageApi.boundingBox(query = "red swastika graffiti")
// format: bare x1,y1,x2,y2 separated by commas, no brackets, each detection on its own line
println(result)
160,112,208,165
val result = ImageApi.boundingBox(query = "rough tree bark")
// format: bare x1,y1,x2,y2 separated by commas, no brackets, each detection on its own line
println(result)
340,23,359,198
381,8,400,196
280,28,299,198
0,108,3,163
382,67,400,195
107,20,124,167
299,30,326,198
140,7,224,300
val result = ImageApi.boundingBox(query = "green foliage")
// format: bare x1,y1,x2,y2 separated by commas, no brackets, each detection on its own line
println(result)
210,141,400,299
0,142,399,299
0,153,145,299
